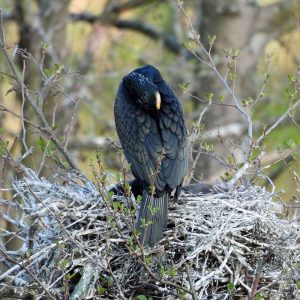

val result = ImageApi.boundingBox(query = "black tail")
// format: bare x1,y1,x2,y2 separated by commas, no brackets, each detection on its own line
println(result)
136,190,168,247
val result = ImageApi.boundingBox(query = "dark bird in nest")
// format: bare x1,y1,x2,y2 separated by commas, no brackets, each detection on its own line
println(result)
114,65,188,247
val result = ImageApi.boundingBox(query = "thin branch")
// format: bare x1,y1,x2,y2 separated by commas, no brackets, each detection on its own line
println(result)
250,55,271,109
0,248,56,300
186,90,237,108
21,59,28,152
256,98,300,145
185,264,197,300
248,261,262,300
185,100,212,184
2,168,299,298
178,2,253,161
68,12,182,54
0,9,5,45
0,104,40,130
63,97,80,150
110,0,163,14
0,33,79,170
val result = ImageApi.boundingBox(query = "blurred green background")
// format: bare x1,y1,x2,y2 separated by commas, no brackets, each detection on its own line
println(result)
0,0,299,202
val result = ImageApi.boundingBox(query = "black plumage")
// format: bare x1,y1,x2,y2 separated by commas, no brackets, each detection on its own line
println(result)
114,65,188,246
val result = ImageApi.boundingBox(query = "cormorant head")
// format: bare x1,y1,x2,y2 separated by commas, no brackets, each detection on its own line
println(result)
123,65,162,112
134,65,163,84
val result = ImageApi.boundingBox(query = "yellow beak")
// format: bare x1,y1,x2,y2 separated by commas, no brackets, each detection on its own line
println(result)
155,91,161,110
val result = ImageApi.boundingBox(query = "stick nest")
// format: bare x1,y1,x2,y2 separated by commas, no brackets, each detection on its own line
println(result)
0,169,300,299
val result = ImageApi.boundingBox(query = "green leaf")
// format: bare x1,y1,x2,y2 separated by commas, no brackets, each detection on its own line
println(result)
206,92,214,101
223,48,231,56
136,195,142,204
181,41,190,49
44,68,55,77
37,137,46,152
46,140,56,156
176,288,186,298
54,63,64,74
221,171,233,182
227,282,235,294
0,139,8,156
56,241,65,250
203,143,214,152
178,82,190,91
60,258,68,269
254,293,265,300
112,201,120,210
137,296,147,300
16,197,23,205
229,72,236,81
65,273,76,281
238,162,245,168
144,256,152,264
181,40,196,51
97,287,107,295
148,205,159,215
107,191,114,199
232,49,240,58
169,267,177,277
208,34,216,45
124,181,131,192
116,172,121,182
134,228,141,237
288,74,297,83
110,221,116,228
40,42,49,50
227,154,236,165
242,96,254,107
284,87,295,100
159,265,165,276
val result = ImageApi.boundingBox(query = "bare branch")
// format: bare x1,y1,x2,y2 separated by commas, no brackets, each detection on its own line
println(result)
69,13,183,54
0,35,79,170
256,98,300,145
110,0,164,14
1,166,299,298
0,248,56,300
178,2,253,161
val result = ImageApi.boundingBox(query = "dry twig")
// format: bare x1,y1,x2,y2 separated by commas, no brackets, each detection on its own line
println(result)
0,168,299,299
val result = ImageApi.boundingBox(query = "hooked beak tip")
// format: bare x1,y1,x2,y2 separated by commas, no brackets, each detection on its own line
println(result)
155,91,161,110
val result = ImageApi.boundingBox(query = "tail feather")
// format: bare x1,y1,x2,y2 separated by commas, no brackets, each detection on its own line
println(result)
136,190,168,247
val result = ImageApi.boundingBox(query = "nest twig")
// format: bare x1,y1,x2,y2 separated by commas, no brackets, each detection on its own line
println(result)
0,168,299,299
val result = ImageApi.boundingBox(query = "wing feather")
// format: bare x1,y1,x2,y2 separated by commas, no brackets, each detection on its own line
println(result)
157,81,188,189
114,84,165,190
114,75,188,194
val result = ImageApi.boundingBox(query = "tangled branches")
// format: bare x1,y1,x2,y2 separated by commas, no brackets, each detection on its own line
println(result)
0,169,299,299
